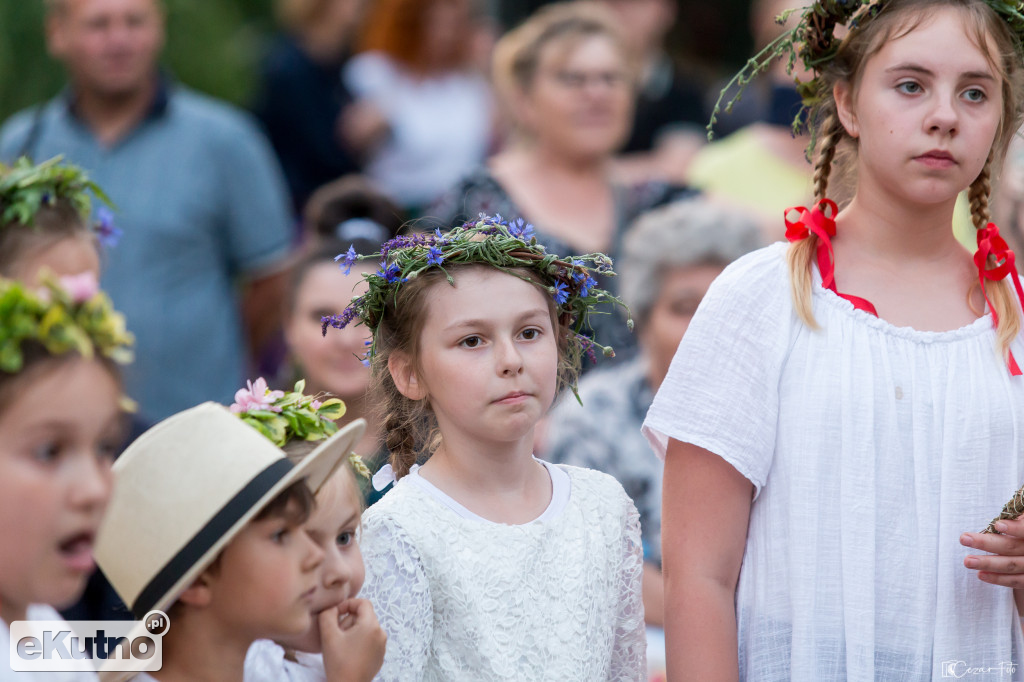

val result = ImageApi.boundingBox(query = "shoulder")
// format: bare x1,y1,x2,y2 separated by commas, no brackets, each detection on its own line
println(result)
560,464,634,510
703,242,791,312
0,101,54,159
362,477,434,534
167,86,266,143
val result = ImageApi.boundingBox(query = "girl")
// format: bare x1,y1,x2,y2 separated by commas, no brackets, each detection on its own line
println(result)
0,156,117,284
323,216,646,680
0,276,133,680
643,1,1024,679
236,379,387,682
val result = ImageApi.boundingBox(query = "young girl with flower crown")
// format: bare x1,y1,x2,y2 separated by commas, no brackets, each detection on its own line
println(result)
323,217,646,680
0,156,118,285
644,0,1024,679
0,276,133,681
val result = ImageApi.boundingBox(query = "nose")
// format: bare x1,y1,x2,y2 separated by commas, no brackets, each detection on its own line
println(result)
925,93,959,136
68,450,113,512
321,547,352,590
301,531,326,572
495,337,524,377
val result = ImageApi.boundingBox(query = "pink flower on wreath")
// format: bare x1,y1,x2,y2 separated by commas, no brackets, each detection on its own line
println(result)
229,377,284,414
58,272,100,304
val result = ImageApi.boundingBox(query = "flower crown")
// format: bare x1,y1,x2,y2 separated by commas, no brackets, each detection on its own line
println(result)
321,214,632,376
708,0,1024,144
230,377,371,479
1,155,122,247
0,274,134,374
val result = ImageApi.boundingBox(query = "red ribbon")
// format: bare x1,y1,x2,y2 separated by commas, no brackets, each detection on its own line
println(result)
785,200,879,317
974,223,1024,376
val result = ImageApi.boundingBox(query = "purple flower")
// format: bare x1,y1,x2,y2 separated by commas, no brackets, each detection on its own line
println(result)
94,207,122,248
230,377,284,414
426,246,444,266
552,281,570,305
322,304,359,335
434,228,447,243
570,260,586,283
510,218,535,241
578,335,598,365
335,245,358,275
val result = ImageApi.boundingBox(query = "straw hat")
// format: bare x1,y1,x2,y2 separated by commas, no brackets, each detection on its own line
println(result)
94,401,366,621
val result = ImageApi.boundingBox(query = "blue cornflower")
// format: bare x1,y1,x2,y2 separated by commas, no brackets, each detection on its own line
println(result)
434,228,447,244
552,281,570,305
510,218,535,241
570,259,586,283
580,276,598,298
334,245,358,275
93,207,123,248
377,263,406,283
426,246,444,266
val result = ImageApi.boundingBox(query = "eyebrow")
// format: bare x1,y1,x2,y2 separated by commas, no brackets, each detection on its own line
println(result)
337,512,360,530
884,63,995,81
443,308,551,332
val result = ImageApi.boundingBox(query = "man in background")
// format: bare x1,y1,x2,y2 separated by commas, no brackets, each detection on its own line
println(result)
0,0,294,424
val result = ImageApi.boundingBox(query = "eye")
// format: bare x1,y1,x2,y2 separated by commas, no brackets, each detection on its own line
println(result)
271,526,291,544
520,327,541,341
32,442,61,464
963,88,987,103
896,81,922,95
336,531,355,547
459,335,482,349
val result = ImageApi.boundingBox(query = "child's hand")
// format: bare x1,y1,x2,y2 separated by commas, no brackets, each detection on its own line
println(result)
961,519,1024,587
320,599,387,682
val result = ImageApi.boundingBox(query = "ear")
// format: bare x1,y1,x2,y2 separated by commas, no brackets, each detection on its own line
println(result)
388,351,427,401
176,574,213,609
833,80,859,138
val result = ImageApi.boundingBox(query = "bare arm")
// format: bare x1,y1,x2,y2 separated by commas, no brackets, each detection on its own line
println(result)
662,438,753,682
642,562,665,627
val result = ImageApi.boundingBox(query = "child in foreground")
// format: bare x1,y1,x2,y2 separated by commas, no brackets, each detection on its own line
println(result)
645,0,1024,678
324,216,646,680
93,399,365,682
0,276,134,681
237,379,386,682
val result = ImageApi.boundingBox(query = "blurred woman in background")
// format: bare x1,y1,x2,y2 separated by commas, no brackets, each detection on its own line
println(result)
342,0,495,214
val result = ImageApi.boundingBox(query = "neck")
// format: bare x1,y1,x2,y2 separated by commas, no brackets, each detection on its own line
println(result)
154,611,250,682
422,428,538,494
515,143,608,180
72,74,159,147
0,597,28,626
298,29,346,63
837,188,964,263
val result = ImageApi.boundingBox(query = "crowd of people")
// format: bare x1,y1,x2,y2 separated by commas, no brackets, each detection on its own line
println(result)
5,0,1024,680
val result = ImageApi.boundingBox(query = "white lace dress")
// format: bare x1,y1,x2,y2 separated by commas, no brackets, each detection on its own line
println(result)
643,243,1024,681
360,459,646,681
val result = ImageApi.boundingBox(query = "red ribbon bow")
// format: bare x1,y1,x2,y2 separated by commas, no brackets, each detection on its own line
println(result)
785,199,878,317
974,223,1024,376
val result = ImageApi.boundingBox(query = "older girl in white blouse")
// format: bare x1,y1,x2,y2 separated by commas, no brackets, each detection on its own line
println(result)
644,1,1024,680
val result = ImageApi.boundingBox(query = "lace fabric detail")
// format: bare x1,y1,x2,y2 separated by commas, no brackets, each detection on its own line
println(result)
360,463,646,681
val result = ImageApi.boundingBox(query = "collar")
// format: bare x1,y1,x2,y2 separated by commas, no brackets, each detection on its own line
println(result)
63,70,171,123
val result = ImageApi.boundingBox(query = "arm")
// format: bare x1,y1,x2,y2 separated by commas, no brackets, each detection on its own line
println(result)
642,562,665,627
662,438,753,682
360,518,432,682
609,496,647,681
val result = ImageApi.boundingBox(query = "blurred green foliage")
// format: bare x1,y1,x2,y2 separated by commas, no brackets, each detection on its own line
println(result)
0,0,278,122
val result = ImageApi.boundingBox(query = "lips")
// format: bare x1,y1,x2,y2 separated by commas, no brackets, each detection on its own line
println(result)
914,149,956,168
494,391,530,404
58,532,96,573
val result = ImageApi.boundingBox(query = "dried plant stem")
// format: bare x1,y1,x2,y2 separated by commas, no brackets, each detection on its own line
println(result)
983,483,1024,533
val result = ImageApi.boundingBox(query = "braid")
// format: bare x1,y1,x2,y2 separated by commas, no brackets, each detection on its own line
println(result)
381,383,419,478
968,158,1021,362
812,111,843,202
968,158,993,230
788,111,845,329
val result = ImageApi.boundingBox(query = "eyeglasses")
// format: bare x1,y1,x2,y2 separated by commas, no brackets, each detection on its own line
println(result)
547,69,631,90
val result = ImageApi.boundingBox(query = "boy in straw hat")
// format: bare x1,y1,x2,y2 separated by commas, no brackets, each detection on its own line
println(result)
93,399,365,682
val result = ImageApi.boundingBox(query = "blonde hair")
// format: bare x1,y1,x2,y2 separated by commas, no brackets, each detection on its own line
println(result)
491,2,630,110
790,0,1024,359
